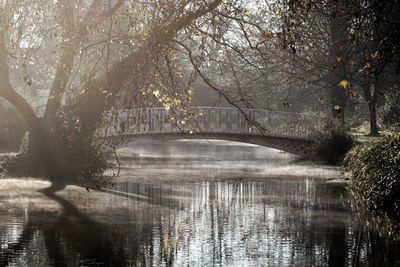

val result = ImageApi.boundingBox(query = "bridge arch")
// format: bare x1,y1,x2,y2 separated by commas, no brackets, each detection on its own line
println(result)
101,133,314,157
98,107,323,157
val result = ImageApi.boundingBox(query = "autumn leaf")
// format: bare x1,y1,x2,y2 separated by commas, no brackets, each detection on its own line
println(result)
336,56,343,62
338,79,350,89
336,44,345,51
347,91,358,98
334,104,342,115
195,34,205,41
371,51,380,60
260,31,271,39
153,90,160,97
239,7,249,13
23,76,32,86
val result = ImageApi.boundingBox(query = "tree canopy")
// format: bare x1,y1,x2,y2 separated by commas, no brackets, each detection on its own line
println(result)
0,0,399,179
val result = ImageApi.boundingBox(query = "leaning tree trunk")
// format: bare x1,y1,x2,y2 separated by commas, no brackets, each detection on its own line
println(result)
1,0,224,180
1,44,103,179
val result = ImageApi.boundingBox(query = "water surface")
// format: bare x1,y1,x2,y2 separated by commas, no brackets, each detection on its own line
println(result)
1,140,399,266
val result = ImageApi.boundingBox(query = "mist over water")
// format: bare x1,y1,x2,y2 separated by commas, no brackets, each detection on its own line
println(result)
114,140,340,182
1,140,400,266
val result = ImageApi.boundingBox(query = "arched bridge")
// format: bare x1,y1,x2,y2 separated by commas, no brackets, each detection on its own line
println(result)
99,107,324,157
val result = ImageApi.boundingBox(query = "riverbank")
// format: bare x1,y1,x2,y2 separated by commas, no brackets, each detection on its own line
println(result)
346,132,400,218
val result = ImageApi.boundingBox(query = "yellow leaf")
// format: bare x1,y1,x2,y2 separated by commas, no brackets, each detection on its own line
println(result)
371,51,380,60
153,90,160,97
196,34,205,41
338,80,350,89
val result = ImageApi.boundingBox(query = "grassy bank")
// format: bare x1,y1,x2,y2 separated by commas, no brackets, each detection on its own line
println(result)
344,132,400,238
345,133,400,217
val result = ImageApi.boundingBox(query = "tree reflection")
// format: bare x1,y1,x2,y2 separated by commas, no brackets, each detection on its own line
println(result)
1,179,400,266
1,181,146,266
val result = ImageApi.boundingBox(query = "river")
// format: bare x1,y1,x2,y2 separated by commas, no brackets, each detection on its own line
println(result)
1,140,399,266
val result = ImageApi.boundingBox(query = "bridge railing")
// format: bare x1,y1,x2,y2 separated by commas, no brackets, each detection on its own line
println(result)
101,107,323,140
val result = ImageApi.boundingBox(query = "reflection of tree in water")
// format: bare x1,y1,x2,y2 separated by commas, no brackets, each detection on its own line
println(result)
1,179,400,266
0,182,168,266
155,180,400,266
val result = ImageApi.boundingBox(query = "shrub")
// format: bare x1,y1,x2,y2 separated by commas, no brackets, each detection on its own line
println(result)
381,90,400,130
346,133,400,218
312,126,354,165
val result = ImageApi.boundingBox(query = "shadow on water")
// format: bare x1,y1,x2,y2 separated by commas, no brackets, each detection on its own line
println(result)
1,183,128,266
1,178,400,266
0,177,189,266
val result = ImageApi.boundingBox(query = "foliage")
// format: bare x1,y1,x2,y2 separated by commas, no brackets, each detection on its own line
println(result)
346,192,400,240
0,0,399,180
1,0,277,180
5,100,110,179
6,129,110,180
18,132,30,153
383,106,400,130
345,133,400,218
312,125,354,165
278,0,400,133
381,91,400,130
338,80,350,89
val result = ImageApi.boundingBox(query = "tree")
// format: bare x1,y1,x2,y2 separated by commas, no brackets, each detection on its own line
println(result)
277,0,400,134
2,0,397,181
348,0,400,135
0,0,226,179
0,0,278,180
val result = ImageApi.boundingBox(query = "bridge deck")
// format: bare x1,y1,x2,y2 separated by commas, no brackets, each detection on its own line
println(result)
102,107,322,140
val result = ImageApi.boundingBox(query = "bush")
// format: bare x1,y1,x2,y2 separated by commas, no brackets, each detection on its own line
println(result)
312,126,354,165
381,90,400,130
346,133,400,218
